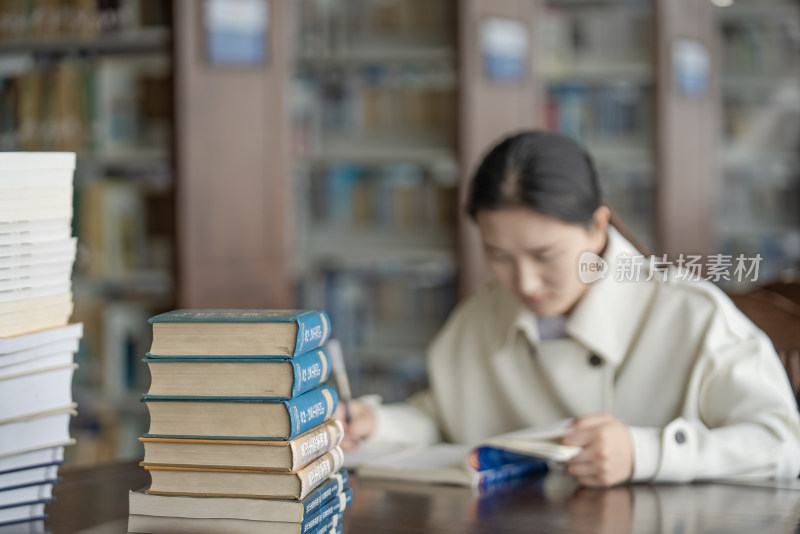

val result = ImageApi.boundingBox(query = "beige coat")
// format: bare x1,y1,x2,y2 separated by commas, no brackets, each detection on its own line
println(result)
368,228,800,482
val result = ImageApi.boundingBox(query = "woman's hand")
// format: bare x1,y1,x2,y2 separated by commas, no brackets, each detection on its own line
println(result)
332,399,377,450
562,412,634,487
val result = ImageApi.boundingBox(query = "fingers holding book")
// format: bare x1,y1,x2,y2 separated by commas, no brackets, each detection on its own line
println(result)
562,413,634,488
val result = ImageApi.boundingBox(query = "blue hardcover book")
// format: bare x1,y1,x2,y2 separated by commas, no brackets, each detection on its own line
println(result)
308,519,343,534
148,309,331,357
144,384,339,440
127,489,351,533
301,471,349,517
143,447,344,500
300,488,352,534
0,497,51,528
308,518,343,534
128,471,350,522
145,348,331,399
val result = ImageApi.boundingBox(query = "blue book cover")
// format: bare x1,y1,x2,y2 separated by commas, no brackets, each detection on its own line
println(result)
308,519,343,534
0,497,52,528
0,478,59,495
302,471,349,517
0,460,63,477
0,515,48,528
144,384,339,440
128,472,350,521
148,309,331,357
144,348,331,399
301,488,352,534
475,458,546,489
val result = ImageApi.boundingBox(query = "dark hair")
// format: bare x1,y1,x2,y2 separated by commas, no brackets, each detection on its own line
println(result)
467,129,651,255
467,130,601,223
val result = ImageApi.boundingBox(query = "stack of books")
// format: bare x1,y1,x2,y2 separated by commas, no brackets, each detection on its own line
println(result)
128,309,352,534
0,153,76,338
0,152,81,531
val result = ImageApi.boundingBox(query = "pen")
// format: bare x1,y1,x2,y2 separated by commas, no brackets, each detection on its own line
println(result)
327,339,352,424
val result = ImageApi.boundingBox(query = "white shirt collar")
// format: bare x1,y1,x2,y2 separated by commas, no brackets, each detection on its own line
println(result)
501,226,657,367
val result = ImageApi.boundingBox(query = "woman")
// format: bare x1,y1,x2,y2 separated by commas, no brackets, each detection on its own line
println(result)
338,130,800,487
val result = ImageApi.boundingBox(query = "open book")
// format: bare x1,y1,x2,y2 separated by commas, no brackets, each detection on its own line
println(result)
353,420,581,488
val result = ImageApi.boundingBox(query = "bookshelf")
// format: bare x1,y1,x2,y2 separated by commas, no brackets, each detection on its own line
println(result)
539,0,656,248
284,0,721,402
3,0,733,466
537,0,722,265
715,0,800,289
0,0,174,465
290,0,460,401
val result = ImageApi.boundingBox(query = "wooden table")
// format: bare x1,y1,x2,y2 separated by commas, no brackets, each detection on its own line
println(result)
43,461,800,534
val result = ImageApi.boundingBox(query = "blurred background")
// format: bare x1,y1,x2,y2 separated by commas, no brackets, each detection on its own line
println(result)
1,0,798,467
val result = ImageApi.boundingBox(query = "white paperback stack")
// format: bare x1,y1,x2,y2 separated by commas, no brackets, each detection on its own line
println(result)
0,153,82,532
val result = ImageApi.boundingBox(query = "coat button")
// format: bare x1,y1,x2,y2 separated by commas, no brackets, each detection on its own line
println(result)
675,430,686,444
588,353,603,367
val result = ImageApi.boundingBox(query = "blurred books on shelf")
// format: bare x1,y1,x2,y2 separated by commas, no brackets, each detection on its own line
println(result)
716,0,800,287
539,0,656,251
0,56,171,155
540,2,652,77
0,0,170,42
0,152,81,529
295,0,454,56
129,309,352,533
299,260,455,402
290,0,460,406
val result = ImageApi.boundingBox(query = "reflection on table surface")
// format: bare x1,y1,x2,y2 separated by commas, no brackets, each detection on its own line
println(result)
350,473,800,534
43,461,800,534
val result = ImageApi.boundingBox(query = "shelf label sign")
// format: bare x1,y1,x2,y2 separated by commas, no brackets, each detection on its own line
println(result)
204,0,268,66
672,39,710,98
480,17,530,83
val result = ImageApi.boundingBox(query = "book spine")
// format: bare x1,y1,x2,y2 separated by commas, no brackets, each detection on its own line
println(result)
293,311,331,356
289,419,344,471
292,348,331,398
301,473,348,517
296,447,343,500
477,460,544,489
301,488,353,534
287,385,338,438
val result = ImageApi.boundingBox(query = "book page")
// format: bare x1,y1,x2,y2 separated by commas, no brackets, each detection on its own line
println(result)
479,419,581,463
355,443,477,487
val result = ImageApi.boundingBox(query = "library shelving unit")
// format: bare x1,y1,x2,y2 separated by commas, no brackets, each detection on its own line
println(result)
0,0,174,465
170,0,749,410
288,0,553,401
715,0,800,289
174,0,723,404
538,0,724,265
173,0,542,403
539,0,657,248
290,0,460,400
